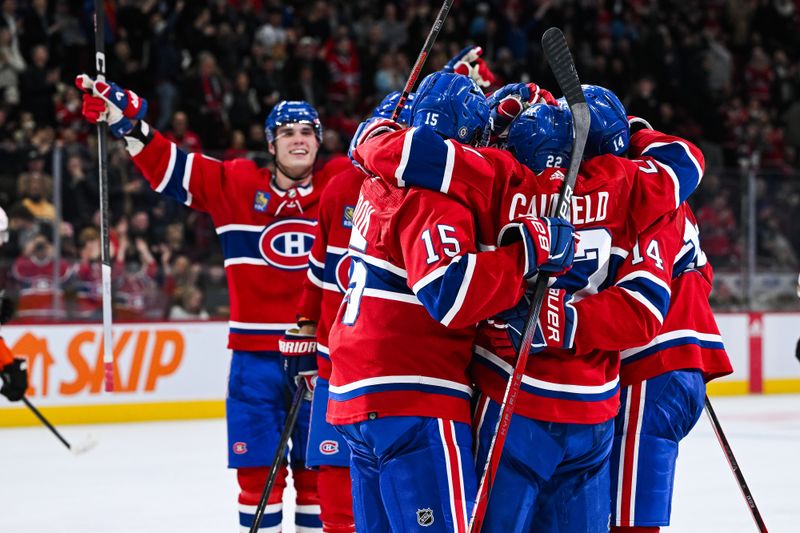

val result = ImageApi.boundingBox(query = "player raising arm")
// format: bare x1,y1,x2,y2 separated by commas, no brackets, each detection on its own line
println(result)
76,75,352,532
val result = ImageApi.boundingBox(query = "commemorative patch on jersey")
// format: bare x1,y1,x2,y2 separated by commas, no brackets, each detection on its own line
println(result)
319,440,339,455
342,205,355,228
258,218,316,270
253,190,270,212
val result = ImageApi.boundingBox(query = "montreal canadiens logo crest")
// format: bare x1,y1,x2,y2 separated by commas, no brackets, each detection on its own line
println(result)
233,442,248,454
319,440,339,455
258,218,316,270
335,254,351,293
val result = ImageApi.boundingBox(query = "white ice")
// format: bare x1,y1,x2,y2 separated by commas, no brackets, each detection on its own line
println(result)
1,394,798,532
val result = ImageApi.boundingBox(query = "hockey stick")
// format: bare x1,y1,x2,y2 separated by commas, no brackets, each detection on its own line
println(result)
22,397,97,455
390,0,454,120
93,0,115,392
468,27,590,532
248,382,307,533
704,395,768,532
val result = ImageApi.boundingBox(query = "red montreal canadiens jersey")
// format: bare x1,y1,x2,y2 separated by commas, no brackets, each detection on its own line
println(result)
354,126,705,424
11,257,74,322
617,205,732,385
296,166,364,380
326,176,529,426
131,129,350,351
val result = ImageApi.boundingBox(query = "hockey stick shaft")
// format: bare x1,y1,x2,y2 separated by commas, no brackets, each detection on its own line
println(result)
22,397,72,450
93,0,114,392
704,395,768,532
468,27,590,532
249,382,307,533
390,0,454,121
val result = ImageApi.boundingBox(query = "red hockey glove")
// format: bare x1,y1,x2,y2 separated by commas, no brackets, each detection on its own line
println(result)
279,328,318,398
445,46,497,88
75,74,148,138
486,82,557,143
348,117,404,171
499,215,577,278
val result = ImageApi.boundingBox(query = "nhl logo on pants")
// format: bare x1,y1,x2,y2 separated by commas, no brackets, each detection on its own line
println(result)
416,508,434,527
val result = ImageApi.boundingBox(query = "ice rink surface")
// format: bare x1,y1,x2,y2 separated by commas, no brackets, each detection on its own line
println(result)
1,394,798,533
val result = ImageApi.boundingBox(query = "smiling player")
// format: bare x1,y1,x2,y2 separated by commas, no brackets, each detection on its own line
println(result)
77,74,352,532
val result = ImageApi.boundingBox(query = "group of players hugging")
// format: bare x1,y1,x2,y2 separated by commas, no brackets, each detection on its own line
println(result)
57,43,735,532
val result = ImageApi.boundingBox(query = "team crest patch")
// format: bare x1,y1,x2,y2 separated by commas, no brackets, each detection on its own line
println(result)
334,254,351,293
416,508,434,527
319,440,339,455
233,442,248,454
458,126,468,140
258,218,316,270
253,190,270,212
342,205,355,228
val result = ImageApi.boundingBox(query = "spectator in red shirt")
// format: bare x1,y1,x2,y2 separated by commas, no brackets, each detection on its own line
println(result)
10,233,74,322
164,111,203,153
323,26,360,104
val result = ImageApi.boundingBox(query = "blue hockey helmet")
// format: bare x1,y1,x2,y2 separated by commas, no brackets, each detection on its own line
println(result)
506,103,573,173
265,100,323,144
371,91,415,125
558,84,629,157
410,71,489,145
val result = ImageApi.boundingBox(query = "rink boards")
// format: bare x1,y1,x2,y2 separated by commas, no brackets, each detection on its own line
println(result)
1,314,799,426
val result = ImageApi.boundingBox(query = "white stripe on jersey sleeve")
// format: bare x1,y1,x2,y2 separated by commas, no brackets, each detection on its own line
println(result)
441,253,476,327
395,127,417,187
619,287,665,324
155,142,177,193
441,139,456,194
183,153,194,206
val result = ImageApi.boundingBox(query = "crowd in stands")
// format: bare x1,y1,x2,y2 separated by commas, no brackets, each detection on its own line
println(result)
1,0,798,321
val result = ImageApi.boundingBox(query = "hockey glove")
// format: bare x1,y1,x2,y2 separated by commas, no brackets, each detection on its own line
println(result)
279,328,318,399
348,117,404,172
1,358,28,402
75,74,148,138
444,46,496,88
479,288,577,357
486,82,558,144
498,215,576,278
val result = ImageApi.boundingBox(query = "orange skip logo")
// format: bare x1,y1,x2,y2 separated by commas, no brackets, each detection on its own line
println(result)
11,329,185,396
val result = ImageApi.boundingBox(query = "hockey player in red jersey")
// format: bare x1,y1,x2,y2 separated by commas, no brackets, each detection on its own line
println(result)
599,115,734,532
77,74,352,532
496,88,733,532
353,82,706,531
327,71,577,532
279,91,415,533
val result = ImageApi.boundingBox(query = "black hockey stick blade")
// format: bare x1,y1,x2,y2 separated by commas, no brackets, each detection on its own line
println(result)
542,27,589,219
